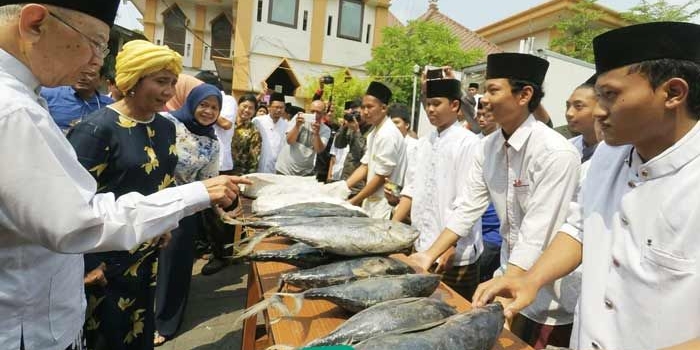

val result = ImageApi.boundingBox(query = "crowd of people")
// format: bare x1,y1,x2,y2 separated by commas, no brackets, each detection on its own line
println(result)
1,1,699,350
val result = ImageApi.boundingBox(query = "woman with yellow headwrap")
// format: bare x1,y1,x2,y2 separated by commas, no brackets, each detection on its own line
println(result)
66,40,183,350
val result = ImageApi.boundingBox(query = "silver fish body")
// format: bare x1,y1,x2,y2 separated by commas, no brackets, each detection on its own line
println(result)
302,274,441,313
255,202,367,218
281,256,415,290
245,243,343,269
354,303,505,350
305,297,456,347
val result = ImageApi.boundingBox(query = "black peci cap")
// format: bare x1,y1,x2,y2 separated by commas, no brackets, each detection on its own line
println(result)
426,79,462,100
593,21,700,75
365,81,392,105
269,92,285,103
486,53,549,86
0,0,122,26
468,82,479,89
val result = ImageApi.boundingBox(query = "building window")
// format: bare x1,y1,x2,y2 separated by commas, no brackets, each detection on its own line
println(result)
257,0,263,22
302,10,308,31
163,5,187,56
211,13,232,59
337,0,363,41
268,0,298,28
327,16,332,36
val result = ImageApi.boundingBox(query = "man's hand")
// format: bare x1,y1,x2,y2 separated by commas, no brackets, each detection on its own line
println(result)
311,121,320,136
472,275,538,319
383,187,400,206
347,118,360,133
201,176,252,208
434,246,455,273
408,251,435,272
158,231,172,249
84,262,108,287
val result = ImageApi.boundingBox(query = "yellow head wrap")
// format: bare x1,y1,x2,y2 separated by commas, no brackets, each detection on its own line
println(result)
115,40,183,94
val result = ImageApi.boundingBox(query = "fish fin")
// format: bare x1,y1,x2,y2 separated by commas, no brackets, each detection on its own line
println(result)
233,229,274,257
220,216,245,226
276,292,305,315
234,295,278,328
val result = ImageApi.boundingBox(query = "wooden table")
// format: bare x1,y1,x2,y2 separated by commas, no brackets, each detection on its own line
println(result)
240,236,534,350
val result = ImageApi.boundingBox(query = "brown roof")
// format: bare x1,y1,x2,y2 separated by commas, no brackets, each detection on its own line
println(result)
417,3,502,56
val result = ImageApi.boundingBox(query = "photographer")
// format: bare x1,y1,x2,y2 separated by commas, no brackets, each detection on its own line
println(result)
334,99,370,194
275,99,331,176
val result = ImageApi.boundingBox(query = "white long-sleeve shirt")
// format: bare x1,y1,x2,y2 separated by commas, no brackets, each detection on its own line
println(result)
253,114,288,173
0,49,210,350
214,92,237,171
562,122,700,349
402,122,483,266
446,115,581,325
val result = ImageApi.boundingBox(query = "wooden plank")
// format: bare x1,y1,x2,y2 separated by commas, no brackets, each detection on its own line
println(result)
245,237,533,350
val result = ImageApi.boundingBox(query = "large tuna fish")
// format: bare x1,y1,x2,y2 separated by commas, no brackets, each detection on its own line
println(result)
280,256,415,290
224,202,368,227
243,242,343,269
235,274,441,327
353,302,505,350
305,297,456,347
234,217,419,257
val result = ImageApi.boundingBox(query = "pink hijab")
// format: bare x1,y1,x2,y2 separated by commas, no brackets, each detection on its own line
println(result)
165,74,204,111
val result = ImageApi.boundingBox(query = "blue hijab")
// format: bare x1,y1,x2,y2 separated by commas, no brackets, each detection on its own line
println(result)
171,83,222,139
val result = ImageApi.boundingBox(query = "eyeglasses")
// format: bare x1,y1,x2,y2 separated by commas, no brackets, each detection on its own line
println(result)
49,11,110,58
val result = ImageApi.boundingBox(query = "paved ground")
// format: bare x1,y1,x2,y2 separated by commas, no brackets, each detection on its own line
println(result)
159,259,248,350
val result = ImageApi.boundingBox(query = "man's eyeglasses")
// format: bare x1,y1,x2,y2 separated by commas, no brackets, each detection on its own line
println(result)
49,11,110,58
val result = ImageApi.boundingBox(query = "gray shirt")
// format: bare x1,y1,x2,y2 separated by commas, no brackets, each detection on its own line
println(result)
275,115,331,176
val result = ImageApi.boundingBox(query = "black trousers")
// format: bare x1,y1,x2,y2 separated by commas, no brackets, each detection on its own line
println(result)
154,215,197,338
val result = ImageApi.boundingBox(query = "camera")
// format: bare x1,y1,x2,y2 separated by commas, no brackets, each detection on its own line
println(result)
343,110,360,122
425,66,445,80
321,75,335,85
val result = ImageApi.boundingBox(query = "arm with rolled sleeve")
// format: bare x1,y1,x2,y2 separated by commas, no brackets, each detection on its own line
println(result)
0,108,211,254
445,140,491,237
508,150,580,271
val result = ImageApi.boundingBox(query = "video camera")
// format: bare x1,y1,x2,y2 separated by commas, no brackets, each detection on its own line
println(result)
321,75,335,85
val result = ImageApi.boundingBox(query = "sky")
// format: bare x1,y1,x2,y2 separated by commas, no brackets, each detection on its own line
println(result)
115,1,144,31
391,0,696,30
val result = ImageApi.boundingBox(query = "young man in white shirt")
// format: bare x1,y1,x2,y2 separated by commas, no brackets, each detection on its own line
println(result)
275,99,331,176
392,78,483,299
566,78,599,163
0,3,246,350
410,53,581,348
473,21,700,350
253,92,288,173
346,82,407,219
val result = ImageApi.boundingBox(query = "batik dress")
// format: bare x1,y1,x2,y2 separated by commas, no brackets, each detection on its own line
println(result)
67,107,178,350
231,120,262,175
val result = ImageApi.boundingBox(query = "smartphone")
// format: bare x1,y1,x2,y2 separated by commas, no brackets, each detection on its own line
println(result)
263,94,270,104
301,113,316,127
274,85,283,93
426,66,445,80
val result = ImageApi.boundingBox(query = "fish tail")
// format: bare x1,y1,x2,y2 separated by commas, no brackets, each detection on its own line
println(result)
234,294,290,328
276,292,305,315
233,229,274,257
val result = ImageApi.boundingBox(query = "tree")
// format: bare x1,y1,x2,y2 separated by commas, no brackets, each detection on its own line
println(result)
301,70,371,121
621,0,700,23
550,0,608,63
364,20,483,105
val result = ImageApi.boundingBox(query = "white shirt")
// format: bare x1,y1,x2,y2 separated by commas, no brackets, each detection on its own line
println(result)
403,135,419,187
561,122,700,350
214,91,237,171
253,114,288,173
360,117,407,218
402,122,483,266
0,49,210,350
446,115,581,325
275,115,331,176
569,134,585,156
329,145,349,181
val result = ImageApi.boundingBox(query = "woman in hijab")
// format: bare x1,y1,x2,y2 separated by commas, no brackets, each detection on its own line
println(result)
165,73,203,111
154,83,222,345
231,94,262,176
67,39,183,350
